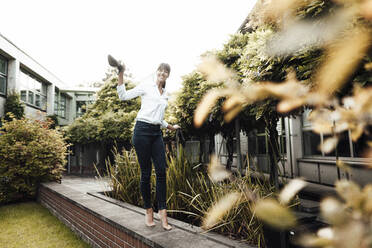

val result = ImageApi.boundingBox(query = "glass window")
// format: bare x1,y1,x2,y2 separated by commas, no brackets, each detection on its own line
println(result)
280,136,287,154
20,71,29,90
54,91,59,115
257,135,267,154
34,80,42,93
0,56,7,95
40,95,47,110
303,130,322,156
19,70,47,110
28,91,34,104
0,77,6,94
302,108,356,158
336,131,351,157
76,101,86,117
60,94,66,118
248,133,257,155
302,108,313,128
0,57,6,74
353,133,369,157
278,118,287,155
35,94,41,107
20,90,27,102
42,84,48,95
323,134,336,156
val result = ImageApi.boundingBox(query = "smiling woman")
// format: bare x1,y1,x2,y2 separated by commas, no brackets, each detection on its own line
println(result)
0,202,90,248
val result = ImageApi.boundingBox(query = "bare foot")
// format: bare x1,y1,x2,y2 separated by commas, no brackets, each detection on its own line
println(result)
145,208,155,227
158,209,172,231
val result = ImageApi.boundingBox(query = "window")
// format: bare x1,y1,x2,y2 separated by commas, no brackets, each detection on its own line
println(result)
54,90,59,114
277,118,287,155
222,137,237,154
59,94,66,118
0,55,7,95
247,130,268,155
353,132,369,157
19,69,47,110
54,89,67,119
257,135,267,154
303,130,322,156
20,90,27,101
247,119,288,156
28,91,34,104
302,108,355,158
76,101,86,117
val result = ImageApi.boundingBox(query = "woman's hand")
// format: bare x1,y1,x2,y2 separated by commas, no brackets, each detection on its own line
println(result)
168,124,181,131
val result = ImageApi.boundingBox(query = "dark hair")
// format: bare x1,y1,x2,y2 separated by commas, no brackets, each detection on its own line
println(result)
157,63,171,73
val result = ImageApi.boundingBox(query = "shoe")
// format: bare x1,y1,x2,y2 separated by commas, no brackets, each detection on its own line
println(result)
107,54,124,73
145,209,155,227
158,210,172,231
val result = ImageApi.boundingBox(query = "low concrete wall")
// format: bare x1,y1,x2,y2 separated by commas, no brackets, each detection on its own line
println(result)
39,186,150,248
38,181,254,248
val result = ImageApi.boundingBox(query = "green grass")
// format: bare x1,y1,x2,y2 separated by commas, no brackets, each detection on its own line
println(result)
0,202,90,248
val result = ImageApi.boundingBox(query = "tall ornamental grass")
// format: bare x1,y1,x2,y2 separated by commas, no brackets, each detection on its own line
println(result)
103,146,274,246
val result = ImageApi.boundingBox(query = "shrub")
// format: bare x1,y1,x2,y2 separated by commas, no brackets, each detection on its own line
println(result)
46,114,59,129
0,118,68,204
3,90,25,121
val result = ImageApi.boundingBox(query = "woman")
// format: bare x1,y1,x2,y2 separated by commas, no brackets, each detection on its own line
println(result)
116,62,179,231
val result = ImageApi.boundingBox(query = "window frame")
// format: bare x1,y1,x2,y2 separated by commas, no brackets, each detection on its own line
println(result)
19,69,48,111
54,89,67,119
301,108,368,161
0,55,8,96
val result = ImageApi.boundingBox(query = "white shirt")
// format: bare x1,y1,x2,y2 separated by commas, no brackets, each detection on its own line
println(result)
117,81,169,128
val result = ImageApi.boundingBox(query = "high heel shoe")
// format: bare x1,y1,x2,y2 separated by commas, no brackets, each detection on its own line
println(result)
158,209,172,231
145,208,155,227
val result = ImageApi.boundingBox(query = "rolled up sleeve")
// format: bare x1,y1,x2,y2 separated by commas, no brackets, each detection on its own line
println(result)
161,120,169,129
117,84,144,100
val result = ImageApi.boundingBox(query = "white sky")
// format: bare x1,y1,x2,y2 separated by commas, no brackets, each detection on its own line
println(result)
1,0,255,92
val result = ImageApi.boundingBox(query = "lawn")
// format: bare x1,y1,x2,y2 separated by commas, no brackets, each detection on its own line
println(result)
0,202,90,248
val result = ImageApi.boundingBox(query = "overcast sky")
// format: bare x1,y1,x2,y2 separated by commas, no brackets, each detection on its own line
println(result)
1,0,255,92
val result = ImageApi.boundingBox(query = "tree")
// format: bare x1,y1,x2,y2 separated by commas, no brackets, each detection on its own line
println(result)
169,71,224,162
65,72,140,147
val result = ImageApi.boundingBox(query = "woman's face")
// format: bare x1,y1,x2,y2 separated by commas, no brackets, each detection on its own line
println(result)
156,69,169,83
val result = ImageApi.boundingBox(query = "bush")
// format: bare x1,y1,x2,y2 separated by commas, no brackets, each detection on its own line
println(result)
0,118,68,204
46,114,59,129
4,90,25,121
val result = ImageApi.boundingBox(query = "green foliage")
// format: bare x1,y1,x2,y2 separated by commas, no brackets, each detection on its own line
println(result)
0,118,68,204
104,148,144,206
65,76,140,145
216,32,250,72
46,114,59,129
3,90,25,121
171,72,223,139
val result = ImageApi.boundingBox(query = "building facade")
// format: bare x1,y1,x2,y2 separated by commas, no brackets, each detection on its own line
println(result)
0,33,96,125
216,111,372,187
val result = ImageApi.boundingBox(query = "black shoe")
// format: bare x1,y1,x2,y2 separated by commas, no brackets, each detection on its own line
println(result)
108,54,124,73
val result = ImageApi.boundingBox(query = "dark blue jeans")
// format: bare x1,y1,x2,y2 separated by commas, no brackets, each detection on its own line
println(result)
132,121,167,210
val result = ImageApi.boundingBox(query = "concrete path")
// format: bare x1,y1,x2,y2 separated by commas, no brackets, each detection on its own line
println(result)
61,175,111,193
